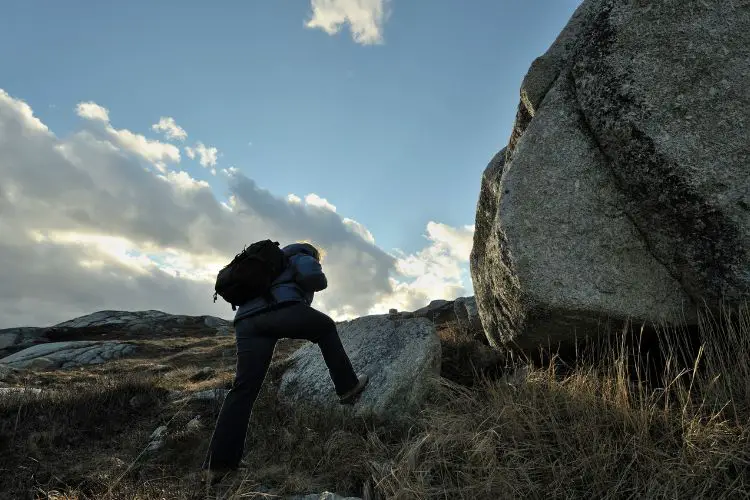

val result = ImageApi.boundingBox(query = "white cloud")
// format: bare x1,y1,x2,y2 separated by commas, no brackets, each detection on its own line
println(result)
0,88,473,329
343,217,375,244
367,222,475,316
424,221,475,261
75,100,180,168
306,0,390,45
304,193,337,212
157,170,211,191
152,116,188,141
108,126,181,165
76,101,110,122
185,142,218,168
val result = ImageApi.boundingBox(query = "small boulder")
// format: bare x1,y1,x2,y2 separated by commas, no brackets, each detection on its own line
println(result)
170,388,230,405
147,425,168,452
185,416,202,432
278,315,441,424
189,367,216,382
409,299,456,324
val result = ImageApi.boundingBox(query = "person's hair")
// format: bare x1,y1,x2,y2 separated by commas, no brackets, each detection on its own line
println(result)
297,240,326,262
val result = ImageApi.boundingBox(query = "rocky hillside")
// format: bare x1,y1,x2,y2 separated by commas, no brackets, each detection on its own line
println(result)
1,298,749,499
0,298,505,499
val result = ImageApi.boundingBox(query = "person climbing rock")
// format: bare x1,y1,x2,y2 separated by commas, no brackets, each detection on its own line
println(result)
202,241,369,484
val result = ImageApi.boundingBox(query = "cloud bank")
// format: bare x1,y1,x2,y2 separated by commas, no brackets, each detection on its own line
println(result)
0,89,472,329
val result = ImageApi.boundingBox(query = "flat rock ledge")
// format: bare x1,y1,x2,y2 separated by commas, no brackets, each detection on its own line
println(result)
0,341,137,370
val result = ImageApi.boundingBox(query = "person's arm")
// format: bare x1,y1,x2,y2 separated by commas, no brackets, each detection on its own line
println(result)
294,254,328,292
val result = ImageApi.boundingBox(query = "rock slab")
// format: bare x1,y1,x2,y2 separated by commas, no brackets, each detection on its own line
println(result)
279,315,441,423
471,0,750,351
0,341,136,369
0,310,233,358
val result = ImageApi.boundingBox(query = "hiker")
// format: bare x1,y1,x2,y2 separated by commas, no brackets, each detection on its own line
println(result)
203,241,369,479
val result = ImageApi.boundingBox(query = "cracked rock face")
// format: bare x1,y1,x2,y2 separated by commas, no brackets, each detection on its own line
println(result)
471,0,750,351
0,341,137,369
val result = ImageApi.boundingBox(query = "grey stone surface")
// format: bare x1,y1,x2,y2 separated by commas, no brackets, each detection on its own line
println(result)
147,425,168,452
185,416,203,432
471,0,750,351
454,296,481,335
0,333,16,350
0,341,136,369
28,357,56,370
0,365,19,380
0,387,42,397
411,299,453,321
203,316,228,329
279,315,441,423
54,310,175,329
170,388,230,404
0,327,48,357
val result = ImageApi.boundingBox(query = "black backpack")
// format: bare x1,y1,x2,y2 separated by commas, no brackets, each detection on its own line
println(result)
213,240,288,310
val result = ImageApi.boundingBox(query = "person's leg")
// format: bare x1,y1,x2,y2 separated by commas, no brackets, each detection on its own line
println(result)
203,334,277,471
268,303,359,396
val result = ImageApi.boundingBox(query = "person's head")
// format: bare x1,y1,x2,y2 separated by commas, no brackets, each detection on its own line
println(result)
295,240,325,262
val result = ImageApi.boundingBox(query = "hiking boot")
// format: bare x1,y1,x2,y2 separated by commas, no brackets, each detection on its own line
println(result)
202,468,234,485
201,460,248,485
339,374,369,404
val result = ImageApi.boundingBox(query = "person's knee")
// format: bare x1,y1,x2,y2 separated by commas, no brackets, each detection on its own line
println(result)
312,314,337,343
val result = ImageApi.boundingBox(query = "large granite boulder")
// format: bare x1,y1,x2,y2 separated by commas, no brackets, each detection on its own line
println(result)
278,315,441,423
471,0,750,351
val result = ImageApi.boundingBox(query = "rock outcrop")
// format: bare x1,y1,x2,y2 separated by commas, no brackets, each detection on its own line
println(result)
279,314,441,423
0,310,232,358
389,297,481,330
0,341,137,369
453,296,481,336
471,0,750,351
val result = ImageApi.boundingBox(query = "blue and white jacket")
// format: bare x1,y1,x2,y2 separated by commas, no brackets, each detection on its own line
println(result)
233,242,327,325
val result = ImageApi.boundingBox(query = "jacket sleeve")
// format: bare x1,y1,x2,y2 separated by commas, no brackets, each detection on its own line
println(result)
293,254,328,292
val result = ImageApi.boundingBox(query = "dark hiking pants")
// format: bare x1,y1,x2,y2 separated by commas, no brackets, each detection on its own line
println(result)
203,302,359,470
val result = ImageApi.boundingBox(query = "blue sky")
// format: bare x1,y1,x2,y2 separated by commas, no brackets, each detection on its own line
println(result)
0,0,582,327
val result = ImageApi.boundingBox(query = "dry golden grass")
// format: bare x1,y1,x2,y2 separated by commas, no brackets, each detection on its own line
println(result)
1,305,748,499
